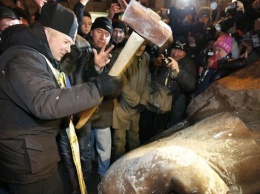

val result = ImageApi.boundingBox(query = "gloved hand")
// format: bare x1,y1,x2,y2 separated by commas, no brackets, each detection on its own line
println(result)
92,73,122,99
135,104,146,113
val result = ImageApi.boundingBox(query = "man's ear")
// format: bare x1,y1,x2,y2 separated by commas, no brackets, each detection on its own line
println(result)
44,27,50,36
44,27,50,39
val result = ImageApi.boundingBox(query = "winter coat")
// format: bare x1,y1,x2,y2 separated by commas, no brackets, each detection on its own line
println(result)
109,40,126,66
0,23,101,184
113,52,151,130
62,36,116,129
151,56,197,101
193,56,243,96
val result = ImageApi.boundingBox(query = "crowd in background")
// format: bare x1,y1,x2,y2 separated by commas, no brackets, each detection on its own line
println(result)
0,0,260,193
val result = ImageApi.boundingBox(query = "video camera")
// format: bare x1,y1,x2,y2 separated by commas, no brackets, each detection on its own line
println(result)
200,48,214,66
204,2,240,40
214,16,236,33
225,2,238,16
201,49,214,57
213,1,243,33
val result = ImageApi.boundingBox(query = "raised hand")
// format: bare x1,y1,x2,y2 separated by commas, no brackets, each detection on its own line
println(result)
34,0,47,9
166,57,180,76
93,44,114,70
79,0,90,6
107,3,124,21
118,0,128,11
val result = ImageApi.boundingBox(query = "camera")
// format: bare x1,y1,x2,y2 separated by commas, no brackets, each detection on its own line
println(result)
213,1,245,33
214,16,235,33
225,1,244,17
161,49,170,66
161,57,177,79
200,48,214,67
225,2,237,17
201,49,214,57
162,58,170,66
201,48,214,62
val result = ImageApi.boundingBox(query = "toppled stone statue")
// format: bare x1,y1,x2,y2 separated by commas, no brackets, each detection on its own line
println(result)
99,59,260,194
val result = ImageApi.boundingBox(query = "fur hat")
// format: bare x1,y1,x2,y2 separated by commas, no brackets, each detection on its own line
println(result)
112,20,127,34
214,34,232,53
40,3,78,39
91,17,112,35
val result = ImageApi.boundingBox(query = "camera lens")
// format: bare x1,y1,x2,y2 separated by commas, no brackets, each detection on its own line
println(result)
215,23,221,31
163,58,169,65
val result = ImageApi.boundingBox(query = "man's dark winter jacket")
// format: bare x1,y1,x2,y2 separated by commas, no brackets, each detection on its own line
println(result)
0,23,101,184
151,56,197,101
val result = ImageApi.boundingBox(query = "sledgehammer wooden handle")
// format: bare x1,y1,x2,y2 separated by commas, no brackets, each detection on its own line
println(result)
75,32,144,129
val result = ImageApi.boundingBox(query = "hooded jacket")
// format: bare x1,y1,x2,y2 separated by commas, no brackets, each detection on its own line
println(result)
0,23,101,184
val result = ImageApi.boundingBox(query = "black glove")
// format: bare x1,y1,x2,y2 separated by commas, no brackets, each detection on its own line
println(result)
135,104,146,113
92,73,122,99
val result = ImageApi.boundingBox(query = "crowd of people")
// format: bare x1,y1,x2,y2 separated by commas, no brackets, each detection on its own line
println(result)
0,0,259,193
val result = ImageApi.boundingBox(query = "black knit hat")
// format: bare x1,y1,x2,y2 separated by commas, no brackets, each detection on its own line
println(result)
170,36,188,52
0,6,18,20
91,17,112,35
40,3,78,39
112,20,127,34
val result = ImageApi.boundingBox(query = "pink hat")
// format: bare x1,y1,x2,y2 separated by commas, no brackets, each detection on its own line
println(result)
214,34,232,53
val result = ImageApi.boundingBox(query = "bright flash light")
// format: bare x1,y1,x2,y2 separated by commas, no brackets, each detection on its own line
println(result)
176,0,190,7
210,1,218,10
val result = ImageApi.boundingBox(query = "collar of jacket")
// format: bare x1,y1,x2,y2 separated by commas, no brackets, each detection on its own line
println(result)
0,22,58,68
113,39,126,48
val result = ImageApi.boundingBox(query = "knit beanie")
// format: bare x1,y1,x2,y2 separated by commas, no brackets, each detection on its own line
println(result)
0,6,18,20
170,36,188,52
112,20,127,34
91,17,112,35
214,34,232,53
40,3,78,39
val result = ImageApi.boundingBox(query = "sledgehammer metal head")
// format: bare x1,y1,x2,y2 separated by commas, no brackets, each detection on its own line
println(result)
122,0,172,47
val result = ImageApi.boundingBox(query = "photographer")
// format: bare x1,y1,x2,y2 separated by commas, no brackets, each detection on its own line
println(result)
139,36,196,144
215,16,239,59
214,1,250,59
170,4,196,39
239,32,260,64
193,34,236,96
245,0,260,56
